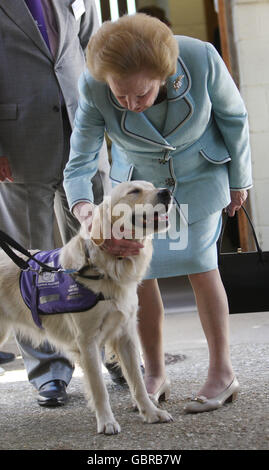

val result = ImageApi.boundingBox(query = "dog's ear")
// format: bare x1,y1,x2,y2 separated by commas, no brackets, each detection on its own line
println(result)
90,204,104,246
90,198,111,246
59,234,87,270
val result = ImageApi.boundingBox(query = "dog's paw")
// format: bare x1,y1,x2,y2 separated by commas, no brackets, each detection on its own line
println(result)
142,407,173,424
97,419,121,435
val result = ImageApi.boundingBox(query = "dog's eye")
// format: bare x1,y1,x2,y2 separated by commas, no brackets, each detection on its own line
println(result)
128,188,141,195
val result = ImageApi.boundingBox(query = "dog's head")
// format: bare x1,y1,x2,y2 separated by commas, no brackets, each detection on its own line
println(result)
90,181,172,246
60,181,172,281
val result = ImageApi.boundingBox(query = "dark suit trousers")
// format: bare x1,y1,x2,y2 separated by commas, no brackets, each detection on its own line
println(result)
0,108,78,389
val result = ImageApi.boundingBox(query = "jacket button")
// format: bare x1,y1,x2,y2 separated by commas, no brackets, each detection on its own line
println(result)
53,105,60,112
165,177,175,186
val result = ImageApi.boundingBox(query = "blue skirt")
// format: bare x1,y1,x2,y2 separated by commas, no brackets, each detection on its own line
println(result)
144,210,223,279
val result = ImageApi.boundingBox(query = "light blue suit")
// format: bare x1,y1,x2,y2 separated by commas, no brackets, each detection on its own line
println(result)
64,36,252,277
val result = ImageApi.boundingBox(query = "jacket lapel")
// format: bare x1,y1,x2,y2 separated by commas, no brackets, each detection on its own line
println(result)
108,88,175,150
122,110,176,150
50,0,69,63
162,57,194,137
0,0,53,61
108,55,194,148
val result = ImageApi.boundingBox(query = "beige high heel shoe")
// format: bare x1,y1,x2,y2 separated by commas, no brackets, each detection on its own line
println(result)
184,377,239,414
132,377,171,411
148,377,171,405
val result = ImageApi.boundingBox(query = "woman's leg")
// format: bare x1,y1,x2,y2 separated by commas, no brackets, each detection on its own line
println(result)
137,269,234,398
137,279,166,394
188,268,234,398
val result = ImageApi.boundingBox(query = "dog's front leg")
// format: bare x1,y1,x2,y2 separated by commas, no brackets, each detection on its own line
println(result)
114,330,173,424
77,338,121,435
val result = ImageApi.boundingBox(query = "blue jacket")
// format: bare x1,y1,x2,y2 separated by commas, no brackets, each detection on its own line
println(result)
64,36,252,224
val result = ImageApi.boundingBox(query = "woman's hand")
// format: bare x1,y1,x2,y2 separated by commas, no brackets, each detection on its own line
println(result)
101,235,144,258
73,201,144,257
73,201,94,234
226,190,248,217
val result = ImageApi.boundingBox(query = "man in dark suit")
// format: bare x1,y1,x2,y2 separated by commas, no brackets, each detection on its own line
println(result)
0,0,111,406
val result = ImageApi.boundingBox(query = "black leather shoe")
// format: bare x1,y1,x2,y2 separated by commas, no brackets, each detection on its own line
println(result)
105,361,145,386
37,380,68,407
104,361,127,386
0,351,15,364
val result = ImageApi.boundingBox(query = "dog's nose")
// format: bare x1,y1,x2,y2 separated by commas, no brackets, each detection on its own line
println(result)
157,188,171,205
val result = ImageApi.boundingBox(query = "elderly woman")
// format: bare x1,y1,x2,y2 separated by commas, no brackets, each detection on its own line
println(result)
64,14,252,413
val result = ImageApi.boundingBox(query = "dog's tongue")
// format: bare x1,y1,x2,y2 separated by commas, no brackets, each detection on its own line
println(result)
143,213,168,223
153,213,168,222
157,213,168,221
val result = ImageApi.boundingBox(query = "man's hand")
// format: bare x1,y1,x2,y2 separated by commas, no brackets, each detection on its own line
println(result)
0,157,13,182
227,190,248,217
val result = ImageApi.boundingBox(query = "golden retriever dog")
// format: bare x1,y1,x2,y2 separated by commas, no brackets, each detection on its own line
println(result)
0,181,173,434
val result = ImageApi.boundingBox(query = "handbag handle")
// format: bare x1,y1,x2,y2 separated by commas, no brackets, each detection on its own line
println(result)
218,206,264,259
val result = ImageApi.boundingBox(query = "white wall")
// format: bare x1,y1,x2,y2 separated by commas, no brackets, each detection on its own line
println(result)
232,0,269,249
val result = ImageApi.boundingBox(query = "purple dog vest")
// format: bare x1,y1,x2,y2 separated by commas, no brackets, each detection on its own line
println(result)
20,249,104,329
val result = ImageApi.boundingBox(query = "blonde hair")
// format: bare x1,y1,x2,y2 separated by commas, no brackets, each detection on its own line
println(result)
86,13,179,82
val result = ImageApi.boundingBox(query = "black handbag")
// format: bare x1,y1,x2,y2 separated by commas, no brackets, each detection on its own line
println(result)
218,207,269,314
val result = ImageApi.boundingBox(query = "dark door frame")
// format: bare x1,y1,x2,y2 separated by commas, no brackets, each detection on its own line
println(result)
212,0,252,251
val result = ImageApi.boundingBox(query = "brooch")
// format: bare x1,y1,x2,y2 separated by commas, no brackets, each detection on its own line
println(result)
173,75,184,90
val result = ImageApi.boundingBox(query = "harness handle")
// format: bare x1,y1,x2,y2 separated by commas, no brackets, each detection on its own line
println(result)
0,229,103,277
0,229,66,273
